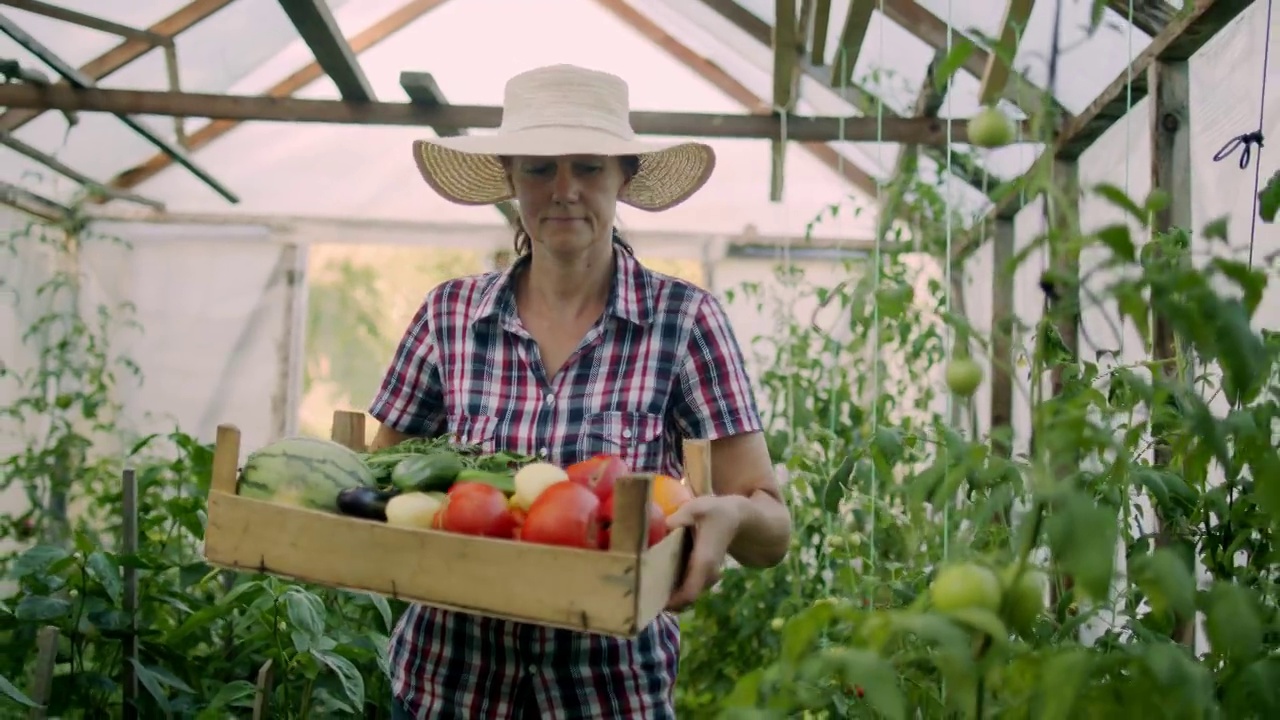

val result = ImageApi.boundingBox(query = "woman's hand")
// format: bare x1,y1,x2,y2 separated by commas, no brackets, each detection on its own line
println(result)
663,495,747,611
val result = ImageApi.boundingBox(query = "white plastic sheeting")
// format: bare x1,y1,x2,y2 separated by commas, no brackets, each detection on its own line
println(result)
0,211,304,472
0,0,1191,240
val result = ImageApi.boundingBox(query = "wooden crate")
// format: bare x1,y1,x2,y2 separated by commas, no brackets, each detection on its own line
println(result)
202,410,707,638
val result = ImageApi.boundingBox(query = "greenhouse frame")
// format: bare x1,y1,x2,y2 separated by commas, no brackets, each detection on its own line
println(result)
1,0,1278,717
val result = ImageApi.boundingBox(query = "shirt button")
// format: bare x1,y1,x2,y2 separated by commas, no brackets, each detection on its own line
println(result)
622,429,632,439
526,664,537,675
538,447,548,457
544,395,555,406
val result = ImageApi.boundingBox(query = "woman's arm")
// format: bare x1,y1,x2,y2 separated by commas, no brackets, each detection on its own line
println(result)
665,291,793,610
709,431,791,568
368,287,449,444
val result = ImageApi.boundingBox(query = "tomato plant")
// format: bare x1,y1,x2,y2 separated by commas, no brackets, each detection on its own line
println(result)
967,105,1014,148
520,481,602,549
945,356,983,396
438,482,519,538
929,562,1002,614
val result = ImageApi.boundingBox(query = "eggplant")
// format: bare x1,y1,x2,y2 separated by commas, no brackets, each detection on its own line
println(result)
337,486,399,521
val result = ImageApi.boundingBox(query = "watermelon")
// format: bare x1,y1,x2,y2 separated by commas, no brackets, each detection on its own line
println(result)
238,436,376,512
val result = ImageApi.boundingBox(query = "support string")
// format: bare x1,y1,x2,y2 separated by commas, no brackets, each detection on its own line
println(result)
1209,0,1272,269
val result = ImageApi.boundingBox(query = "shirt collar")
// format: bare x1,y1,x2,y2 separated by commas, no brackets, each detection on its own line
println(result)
473,245,654,327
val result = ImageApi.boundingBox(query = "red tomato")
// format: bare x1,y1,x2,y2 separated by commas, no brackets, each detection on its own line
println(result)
565,454,629,502
438,483,518,538
598,493,667,550
520,481,602,549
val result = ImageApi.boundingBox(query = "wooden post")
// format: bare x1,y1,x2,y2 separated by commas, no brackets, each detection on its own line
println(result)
26,626,58,720
121,468,139,719
1045,159,1081,615
989,216,1016,457
1148,58,1194,647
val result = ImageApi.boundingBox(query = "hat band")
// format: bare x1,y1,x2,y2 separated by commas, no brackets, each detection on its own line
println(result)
496,120,636,141
501,106,634,137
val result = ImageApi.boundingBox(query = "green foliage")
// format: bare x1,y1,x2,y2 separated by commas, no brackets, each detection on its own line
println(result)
0,214,403,717
673,13,1280,718
1260,169,1280,223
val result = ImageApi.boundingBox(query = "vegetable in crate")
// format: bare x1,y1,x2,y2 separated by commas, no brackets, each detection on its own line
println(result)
437,482,520,538
391,451,466,492
337,486,399,521
238,436,376,511
385,491,447,529
453,468,518,495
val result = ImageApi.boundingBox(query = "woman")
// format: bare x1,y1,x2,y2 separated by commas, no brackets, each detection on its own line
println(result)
369,64,792,720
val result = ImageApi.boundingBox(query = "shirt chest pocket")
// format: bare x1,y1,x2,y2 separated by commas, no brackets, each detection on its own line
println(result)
576,411,665,472
449,413,499,453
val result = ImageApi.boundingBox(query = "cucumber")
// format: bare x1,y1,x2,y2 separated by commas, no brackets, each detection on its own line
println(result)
391,452,466,492
453,468,516,495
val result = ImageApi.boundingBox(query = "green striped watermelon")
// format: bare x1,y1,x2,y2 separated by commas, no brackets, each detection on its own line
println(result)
238,436,376,512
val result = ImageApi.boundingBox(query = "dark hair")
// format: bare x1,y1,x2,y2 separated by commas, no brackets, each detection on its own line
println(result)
502,154,642,257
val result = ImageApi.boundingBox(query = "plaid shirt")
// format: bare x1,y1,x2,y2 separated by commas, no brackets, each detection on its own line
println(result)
369,247,762,719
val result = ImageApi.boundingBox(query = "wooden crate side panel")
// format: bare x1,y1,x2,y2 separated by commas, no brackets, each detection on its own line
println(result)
204,491,645,635
634,528,689,629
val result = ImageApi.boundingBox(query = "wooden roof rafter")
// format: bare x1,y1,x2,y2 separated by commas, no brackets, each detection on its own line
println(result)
0,0,236,134
951,0,1256,261
0,0,232,211
0,0,170,45
978,0,1037,106
592,0,881,200
0,10,237,202
276,0,376,102
688,0,1000,196
105,0,457,195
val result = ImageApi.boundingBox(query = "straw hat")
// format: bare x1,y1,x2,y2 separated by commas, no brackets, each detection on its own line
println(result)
411,64,716,212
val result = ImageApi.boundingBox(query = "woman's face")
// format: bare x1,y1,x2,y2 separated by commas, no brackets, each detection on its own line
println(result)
507,155,630,256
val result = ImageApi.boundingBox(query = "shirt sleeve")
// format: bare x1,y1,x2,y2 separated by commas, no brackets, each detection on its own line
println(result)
670,292,764,440
368,289,447,438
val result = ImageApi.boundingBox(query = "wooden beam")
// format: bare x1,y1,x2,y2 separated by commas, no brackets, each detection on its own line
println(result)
691,0,1000,195
988,215,1015,458
109,0,454,193
276,0,375,102
879,0,1063,118
0,0,235,134
1106,0,1174,36
1148,58,1195,647
0,84,1026,143
0,0,168,44
400,71,518,227
954,0,1254,256
592,0,878,198
1060,0,1251,159
0,131,164,209
0,12,237,202
0,179,67,221
770,0,803,201
875,51,946,239
830,0,875,87
978,0,1036,106
809,0,832,65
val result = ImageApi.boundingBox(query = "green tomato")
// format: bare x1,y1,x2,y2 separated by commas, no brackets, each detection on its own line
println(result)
929,562,1002,614
967,106,1014,148
945,357,983,397
1000,566,1047,636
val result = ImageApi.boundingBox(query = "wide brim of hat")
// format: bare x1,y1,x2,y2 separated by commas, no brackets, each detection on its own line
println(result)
411,128,716,212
